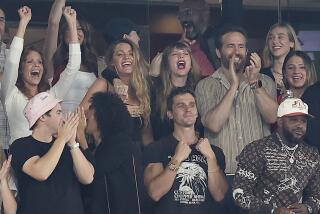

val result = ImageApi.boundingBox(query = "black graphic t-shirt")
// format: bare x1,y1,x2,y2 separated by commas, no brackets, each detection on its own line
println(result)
143,134,225,214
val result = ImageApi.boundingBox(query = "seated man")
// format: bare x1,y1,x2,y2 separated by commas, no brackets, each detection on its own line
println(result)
144,87,228,214
11,92,94,214
233,98,320,214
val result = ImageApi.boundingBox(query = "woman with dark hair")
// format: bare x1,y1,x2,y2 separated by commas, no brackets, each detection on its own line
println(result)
77,92,144,214
150,41,201,141
1,6,81,145
43,0,98,113
282,50,317,99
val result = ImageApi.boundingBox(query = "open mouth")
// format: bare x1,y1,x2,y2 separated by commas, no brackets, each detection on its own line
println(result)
292,75,303,80
30,70,40,77
177,60,186,69
272,46,282,50
122,61,132,67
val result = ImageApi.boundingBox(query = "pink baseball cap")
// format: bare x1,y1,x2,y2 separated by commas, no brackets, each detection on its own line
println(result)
24,92,62,129
277,98,312,118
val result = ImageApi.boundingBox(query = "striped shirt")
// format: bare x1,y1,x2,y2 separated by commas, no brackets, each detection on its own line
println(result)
195,68,276,173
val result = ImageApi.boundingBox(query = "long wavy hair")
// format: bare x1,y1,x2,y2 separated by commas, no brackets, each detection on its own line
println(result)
282,50,317,90
157,42,201,120
262,22,301,68
52,17,98,79
16,47,50,99
105,39,151,124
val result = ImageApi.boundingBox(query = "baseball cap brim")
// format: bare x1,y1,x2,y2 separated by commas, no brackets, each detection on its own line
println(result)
282,112,314,118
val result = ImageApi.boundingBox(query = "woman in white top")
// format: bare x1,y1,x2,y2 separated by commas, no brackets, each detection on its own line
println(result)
1,6,81,145
43,0,97,113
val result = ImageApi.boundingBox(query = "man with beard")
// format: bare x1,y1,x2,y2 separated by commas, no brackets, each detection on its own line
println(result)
195,25,278,213
144,87,228,214
233,98,320,214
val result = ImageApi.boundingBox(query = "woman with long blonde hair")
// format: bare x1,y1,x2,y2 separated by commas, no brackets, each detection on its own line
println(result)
81,39,152,146
261,22,301,97
80,39,152,213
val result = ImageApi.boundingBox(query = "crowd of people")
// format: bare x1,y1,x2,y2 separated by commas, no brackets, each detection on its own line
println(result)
0,0,319,213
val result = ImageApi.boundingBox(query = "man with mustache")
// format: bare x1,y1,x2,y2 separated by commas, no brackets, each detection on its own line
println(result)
195,25,278,213
233,98,320,214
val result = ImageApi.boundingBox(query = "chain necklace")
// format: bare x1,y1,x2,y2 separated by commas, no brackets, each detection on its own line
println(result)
276,133,298,164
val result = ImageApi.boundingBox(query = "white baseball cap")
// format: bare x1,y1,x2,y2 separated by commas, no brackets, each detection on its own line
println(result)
277,98,312,118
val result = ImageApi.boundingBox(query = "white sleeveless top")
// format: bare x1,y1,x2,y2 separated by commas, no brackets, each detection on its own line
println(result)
60,71,96,113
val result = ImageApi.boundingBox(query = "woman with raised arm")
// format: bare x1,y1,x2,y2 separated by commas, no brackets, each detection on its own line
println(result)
43,0,98,113
1,6,81,145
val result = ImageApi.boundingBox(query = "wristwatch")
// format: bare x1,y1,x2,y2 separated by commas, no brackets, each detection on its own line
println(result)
69,142,80,151
167,158,180,172
250,80,262,90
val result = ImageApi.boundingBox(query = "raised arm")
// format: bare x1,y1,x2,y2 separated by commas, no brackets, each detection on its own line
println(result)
67,110,94,184
21,112,78,181
196,138,228,202
245,53,278,123
1,6,31,102
80,78,109,111
49,6,81,99
42,0,66,80
196,55,239,134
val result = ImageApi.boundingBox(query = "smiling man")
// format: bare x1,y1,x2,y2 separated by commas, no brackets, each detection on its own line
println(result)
144,87,227,214
233,98,320,214
195,25,278,213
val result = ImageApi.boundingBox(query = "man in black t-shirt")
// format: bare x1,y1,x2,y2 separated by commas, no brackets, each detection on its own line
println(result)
11,92,94,214
144,87,228,214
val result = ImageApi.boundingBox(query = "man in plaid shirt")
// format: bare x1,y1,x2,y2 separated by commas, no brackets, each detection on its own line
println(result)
233,98,320,214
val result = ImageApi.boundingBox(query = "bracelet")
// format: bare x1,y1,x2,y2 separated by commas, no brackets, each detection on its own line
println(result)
207,168,220,173
69,143,80,151
250,80,262,90
167,158,180,172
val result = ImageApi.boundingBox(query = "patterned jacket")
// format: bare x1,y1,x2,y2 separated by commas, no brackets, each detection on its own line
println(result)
233,133,320,213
